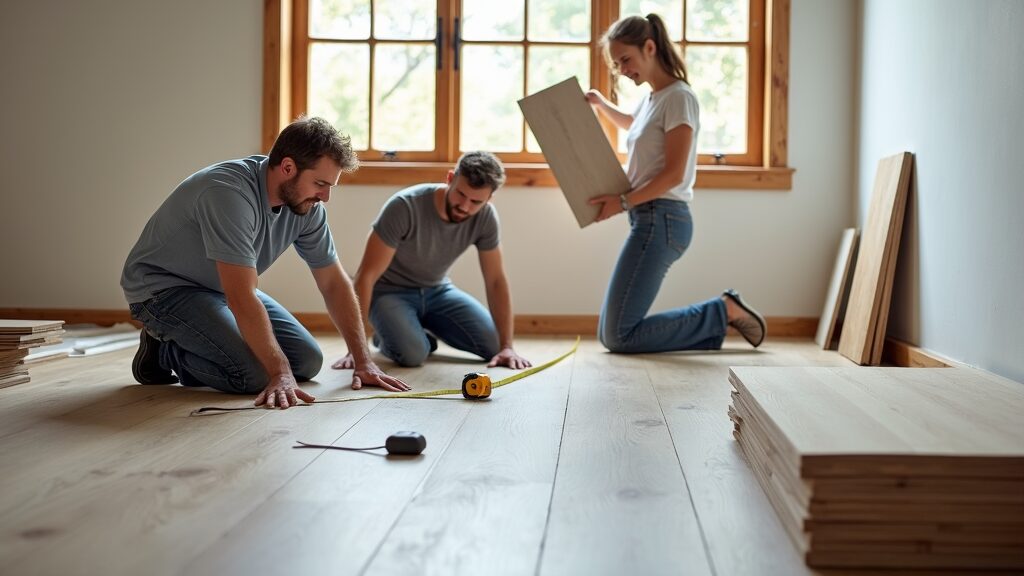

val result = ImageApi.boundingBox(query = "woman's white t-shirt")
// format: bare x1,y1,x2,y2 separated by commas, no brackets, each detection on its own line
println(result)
624,80,700,202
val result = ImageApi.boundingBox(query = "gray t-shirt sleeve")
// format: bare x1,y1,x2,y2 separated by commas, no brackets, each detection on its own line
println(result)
373,194,413,248
195,186,259,267
294,205,339,268
475,205,500,251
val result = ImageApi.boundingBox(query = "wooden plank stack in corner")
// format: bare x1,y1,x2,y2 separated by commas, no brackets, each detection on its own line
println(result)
728,366,1024,570
0,319,65,388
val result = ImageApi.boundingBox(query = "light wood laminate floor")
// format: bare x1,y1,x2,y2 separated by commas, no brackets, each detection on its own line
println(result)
2,336,986,575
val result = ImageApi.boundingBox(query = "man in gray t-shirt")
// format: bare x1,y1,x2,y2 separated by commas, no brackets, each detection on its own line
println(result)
121,117,408,407
333,152,531,369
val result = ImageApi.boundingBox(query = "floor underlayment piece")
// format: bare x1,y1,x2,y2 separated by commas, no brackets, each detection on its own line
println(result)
518,76,630,228
23,322,139,362
729,365,1024,570
838,152,913,365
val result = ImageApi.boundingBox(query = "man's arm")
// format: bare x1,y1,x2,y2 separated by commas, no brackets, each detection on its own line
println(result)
311,260,409,391
478,247,532,369
216,261,314,408
330,231,397,369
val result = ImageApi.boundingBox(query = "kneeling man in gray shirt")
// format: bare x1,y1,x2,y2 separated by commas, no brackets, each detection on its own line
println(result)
121,117,408,408
333,152,531,370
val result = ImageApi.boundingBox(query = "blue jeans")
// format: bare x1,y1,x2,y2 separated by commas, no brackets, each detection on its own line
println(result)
128,286,323,394
598,199,728,353
370,283,499,367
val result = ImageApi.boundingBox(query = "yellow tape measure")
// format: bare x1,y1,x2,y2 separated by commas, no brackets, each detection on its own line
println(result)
190,336,579,415
460,373,491,398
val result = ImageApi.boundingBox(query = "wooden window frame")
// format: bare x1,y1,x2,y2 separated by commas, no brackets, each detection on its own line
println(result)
263,0,791,189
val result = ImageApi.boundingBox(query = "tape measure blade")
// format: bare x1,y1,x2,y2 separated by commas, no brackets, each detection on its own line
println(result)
493,336,580,388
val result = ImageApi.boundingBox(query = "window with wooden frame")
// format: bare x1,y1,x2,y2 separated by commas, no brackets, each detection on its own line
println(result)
263,0,791,189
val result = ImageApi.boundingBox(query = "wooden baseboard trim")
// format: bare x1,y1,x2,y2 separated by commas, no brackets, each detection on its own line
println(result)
882,338,954,368
515,315,598,335
0,308,818,338
0,308,137,326
523,316,820,338
291,312,337,333
760,317,818,339
0,309,963,369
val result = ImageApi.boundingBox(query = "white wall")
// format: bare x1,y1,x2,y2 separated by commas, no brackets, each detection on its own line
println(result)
857,0,1024,382
0,0,263,308
1,1,855,329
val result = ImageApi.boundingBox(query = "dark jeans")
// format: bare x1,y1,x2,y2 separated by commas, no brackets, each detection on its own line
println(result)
370,283,499,367
129,286,322,394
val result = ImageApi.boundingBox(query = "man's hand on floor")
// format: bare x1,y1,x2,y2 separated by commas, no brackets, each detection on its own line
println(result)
255,373,316,408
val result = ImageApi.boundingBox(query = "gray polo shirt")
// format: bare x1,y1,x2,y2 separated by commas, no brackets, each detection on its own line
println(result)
373,183,499,288
121,155,337,303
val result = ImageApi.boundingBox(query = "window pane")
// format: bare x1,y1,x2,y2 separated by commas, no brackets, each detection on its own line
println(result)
373,44,435,151
528,0,590,42
615,78,649,153
526,47,590,152
462,0,525,41
685,0,748,42
310,0,370,40
374,0,435,40
460,45,524,152
687,45,747,154
618,0,683,41
309,43,370,149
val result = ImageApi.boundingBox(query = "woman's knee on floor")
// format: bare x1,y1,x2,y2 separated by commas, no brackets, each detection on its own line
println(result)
599,322,635,354
600,333,632,354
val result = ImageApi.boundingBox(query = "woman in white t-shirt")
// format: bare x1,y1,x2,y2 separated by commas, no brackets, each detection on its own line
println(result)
585,13,766,353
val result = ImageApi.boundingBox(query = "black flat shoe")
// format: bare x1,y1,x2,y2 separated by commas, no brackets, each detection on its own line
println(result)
723,289,767,348
132,330,178,384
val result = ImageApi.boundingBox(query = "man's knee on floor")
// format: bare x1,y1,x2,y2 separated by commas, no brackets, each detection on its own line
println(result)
477,332,501,361
380,338,430,367
291,346,324,381
229,369,270,395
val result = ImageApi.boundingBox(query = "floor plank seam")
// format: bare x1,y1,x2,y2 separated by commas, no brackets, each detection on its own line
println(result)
532,352,577,576
650,361,720,576
355,402,475,576
179,400,385,574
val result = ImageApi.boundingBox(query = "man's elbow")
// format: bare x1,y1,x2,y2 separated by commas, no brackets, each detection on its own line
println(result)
486,278,510,297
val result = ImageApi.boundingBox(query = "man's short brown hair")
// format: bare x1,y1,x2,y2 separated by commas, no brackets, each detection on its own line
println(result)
454,151,505,191
268,116,358,173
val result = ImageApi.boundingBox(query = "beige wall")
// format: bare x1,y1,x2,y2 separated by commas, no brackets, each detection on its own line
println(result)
1,0,855,325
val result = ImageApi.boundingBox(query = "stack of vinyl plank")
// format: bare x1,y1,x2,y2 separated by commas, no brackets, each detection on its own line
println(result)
728,366,1024,570
0,319,65,388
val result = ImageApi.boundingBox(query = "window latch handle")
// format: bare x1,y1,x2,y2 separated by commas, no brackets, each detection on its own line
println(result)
435,17,444,71
452,17,461,71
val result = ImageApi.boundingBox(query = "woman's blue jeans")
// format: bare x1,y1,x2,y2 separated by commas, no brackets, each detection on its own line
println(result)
370,283,499,367
128,286,323,394
598,199,727,353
